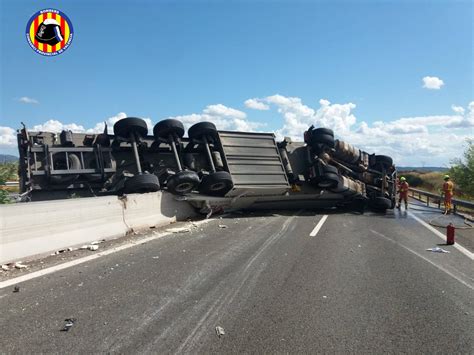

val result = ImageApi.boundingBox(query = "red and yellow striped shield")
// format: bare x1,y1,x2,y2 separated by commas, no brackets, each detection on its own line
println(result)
26,9,74,56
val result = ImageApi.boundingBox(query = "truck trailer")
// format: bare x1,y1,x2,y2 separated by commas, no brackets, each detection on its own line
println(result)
16,118,397,213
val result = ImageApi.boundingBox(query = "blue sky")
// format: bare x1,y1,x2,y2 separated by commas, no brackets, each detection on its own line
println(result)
0,0,473,165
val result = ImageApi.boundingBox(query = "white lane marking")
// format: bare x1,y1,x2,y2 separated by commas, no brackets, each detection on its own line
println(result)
370,229,473,290
310,215,329,237
0,219,215,290
408,211,474,261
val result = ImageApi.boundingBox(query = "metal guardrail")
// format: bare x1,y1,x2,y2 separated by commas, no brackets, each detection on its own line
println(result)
409,187,474,212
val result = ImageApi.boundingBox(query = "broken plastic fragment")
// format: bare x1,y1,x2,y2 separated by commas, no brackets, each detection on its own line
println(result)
215,326,225,337
218,225,228,229
14,262,28,269
61,318,76,332
167,227,191,233
13,286,20,293
1,264,10,271
426,247,450,253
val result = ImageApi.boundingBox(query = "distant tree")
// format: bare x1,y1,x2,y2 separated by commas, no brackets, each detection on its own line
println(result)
450,140,474,196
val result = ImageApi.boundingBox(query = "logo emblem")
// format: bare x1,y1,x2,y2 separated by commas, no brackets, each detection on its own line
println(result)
26,9,73,56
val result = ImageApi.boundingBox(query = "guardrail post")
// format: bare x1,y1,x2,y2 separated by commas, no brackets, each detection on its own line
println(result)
453,203,457,213
427,196,429,206
438,198,440,209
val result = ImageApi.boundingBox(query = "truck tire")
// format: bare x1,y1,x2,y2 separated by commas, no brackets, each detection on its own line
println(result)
372,155,393,168
313,128,334,136
50,153,81,184
188,121,218,139
124,174,160,194
153,119,185,139
310,133,335,148
166,170,200,195
370,196,392,211
114,117,148,139
317,172,339,188
199,171,233,196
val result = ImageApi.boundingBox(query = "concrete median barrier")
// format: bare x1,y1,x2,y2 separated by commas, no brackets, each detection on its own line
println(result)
0,192,197,264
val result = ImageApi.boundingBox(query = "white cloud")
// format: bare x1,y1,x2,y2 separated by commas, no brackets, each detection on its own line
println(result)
249,94,474,166
0,126,16,148
422,76,444,90
32,120,86,133
17,96,39,104
244,98,270,111
2,99,473,167
166,104,265,133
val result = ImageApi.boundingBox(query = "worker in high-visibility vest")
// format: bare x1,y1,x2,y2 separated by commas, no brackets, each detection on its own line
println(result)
442,175,454,214
397,176,409,210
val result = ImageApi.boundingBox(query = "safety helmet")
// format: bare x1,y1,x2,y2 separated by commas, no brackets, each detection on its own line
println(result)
444,174,450,180
400,176,406,181
35,18,64,46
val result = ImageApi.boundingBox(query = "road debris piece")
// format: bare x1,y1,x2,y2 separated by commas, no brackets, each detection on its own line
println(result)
13,286,20,293
14,262,28,269
1,264,11,271
322,295,328,299
61,318,76,332
218,224,228,229
80,245,99,251
426,247,450,253
215,326,225,338
167,227,191,233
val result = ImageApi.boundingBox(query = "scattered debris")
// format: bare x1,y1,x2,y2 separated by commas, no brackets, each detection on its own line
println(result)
322,295,327,299
215,326,225,338
166,227,191,233
14,262,28,269
152,256,159,259
13,286,20,293
80,245,99,251
1,264,10,271
61,318,76,332
218,224,228,229
426,247,450,253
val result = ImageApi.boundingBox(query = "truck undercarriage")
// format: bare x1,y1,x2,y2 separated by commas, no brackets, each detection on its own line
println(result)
16,118,397,213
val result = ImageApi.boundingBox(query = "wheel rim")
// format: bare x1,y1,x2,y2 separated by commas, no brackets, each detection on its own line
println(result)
175,182,194,193
210,182,227,191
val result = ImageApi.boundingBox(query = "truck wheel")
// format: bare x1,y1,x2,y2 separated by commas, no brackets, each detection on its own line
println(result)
124,174,160,194
310,133,335,148
50,153,81,184
318,172,340,188
372,155,393,168
370,196,392,211
313,128,334,136
166,170,200,195
199,171,233,196
153,119,185,139
188,121,218,139
114,117,148,139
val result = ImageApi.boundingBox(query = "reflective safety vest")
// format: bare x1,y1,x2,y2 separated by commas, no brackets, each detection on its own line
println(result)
399,181,409,195
443,181,454,195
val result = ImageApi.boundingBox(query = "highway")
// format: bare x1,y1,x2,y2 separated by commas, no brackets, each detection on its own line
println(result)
1,201,473,353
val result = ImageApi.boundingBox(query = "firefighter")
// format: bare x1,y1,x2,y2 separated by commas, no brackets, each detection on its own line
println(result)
442,175,454,214
397,176,409,210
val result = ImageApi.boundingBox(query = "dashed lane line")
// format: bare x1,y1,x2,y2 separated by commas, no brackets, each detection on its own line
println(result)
310,215,329,237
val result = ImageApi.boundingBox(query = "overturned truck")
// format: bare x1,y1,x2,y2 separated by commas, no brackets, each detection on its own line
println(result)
17,118,397,212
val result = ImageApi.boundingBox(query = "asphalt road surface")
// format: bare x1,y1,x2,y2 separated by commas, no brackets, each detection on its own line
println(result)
1,203,473,353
